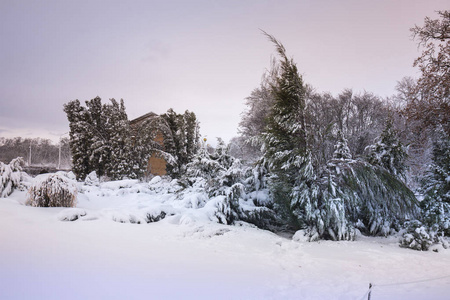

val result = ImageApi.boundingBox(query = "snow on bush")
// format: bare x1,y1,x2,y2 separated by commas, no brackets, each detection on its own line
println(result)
0,157,25,197
184,140,248,225
27,173,78,207
100,179,139,190
57,208,87,221
85,171,100,186
108,211,148,224
399,220,449,251
149,175,162,185
292,230,311,243
101,205,177,224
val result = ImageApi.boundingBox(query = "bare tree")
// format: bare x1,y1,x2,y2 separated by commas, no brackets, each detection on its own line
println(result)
407,10,450,134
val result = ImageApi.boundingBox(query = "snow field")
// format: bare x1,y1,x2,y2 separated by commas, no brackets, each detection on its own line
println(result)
1,177,450,299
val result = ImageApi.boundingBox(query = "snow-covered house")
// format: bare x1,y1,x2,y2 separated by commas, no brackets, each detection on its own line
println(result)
130,112,167,176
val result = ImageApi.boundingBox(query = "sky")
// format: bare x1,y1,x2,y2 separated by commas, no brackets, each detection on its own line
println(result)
1,0,449,145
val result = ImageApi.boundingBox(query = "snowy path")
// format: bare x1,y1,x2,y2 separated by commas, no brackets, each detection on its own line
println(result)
1,191,450,300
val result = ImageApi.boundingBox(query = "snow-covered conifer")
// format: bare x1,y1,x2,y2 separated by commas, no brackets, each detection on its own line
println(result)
426,127,450,204
333,131,352,160
419,127,450,236
367,118,408,180
64,99,91,180
260,32,318,229
321,156,419,238
106,99,137,179
185,139,246,224
65,97,141,180
85,97,111,177
161,109,200,177
300,132,420,241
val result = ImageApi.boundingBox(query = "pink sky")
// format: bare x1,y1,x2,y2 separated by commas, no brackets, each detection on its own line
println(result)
1,0,449,144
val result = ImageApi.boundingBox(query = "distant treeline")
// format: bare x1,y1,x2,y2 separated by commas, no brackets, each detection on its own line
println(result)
0,137,71,169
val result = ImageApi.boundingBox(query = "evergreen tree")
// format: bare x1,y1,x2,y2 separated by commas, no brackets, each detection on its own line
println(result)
184,110,201,166
320,138,419,239
63,100,91,180
65,98,201,180
85,97,111,177
367,118,408,180
428,127,450,204
185,138,245,224
420,127,450,236
333,130,352,160
161,109,200,177
107,99,137,179
65,97,137,180
260,32,317,229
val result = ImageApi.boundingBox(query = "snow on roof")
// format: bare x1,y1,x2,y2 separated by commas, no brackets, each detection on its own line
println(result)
129,112,158,126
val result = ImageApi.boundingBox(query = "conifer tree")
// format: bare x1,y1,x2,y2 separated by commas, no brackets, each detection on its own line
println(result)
161,109,200,177
184,110,201,165
333,130,352,160
320,135,419,239
107,99,137,179
367,118,408,180
63,100,91,180
420,127,450,236
428,127,450,204
65,97,137,180
185,138,245,224
260,32,317,228
85,97,111,177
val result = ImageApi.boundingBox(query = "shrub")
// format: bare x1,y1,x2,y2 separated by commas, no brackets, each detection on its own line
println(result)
85,171,100,186
27,173,77,207
400,220,449,251
0,157,25,197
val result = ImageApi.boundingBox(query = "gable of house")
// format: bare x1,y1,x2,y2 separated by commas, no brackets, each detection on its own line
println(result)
130,112,167,176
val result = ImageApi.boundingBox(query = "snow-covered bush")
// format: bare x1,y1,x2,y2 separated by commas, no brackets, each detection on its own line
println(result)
57,208,87,221
243,159,270,202
27,173,78,207
0,157,24,197
207,196,236,225
85,171,100,186
399,220,448,251
210,184,244,224
420,197,450,236
238,158,279,229
184,139,248,224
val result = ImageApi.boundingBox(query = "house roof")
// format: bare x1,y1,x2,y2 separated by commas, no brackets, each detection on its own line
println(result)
129,112,158,126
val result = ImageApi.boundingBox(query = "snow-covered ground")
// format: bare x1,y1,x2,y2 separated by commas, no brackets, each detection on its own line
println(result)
1,177,450,300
